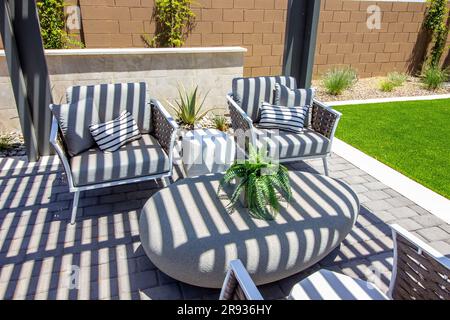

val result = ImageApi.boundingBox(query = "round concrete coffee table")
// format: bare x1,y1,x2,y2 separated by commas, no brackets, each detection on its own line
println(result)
139,171,359,288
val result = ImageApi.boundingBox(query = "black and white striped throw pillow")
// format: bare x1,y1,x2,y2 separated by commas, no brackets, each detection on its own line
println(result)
89,111,141,152
258,103,309,133
274,84,315,107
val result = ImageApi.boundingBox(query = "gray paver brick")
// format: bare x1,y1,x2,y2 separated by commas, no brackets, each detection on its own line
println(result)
395,218,423,231
412,215,445,228
364,190,391,201
140,284,182,300
385,196,415,208
350,184,369,193
417,227,450,242
364,200,393,211
429,241,450,256
365,182,386,191
342,176,369,185
387,207,418,219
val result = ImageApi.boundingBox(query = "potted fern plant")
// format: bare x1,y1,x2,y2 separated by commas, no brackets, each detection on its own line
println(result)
218,146,292,221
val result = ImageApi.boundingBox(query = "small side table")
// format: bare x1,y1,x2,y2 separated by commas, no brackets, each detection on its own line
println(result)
182,129,236,177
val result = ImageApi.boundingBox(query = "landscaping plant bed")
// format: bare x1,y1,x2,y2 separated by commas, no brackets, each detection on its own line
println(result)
313,76,450,102
0,131,26,158
334,98,450,199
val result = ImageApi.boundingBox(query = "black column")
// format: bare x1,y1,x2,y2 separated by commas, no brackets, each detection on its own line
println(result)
0,0,53,161
283,0,321,88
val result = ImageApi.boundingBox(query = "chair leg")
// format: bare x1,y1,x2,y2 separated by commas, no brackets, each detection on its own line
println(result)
70,191,80,225
162,176,171,188
322,157,329,176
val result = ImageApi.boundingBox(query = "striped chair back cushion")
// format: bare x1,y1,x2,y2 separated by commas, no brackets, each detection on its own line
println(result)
89,111,142,152
274,84,315,108
232,76,297,121
66,82,151,134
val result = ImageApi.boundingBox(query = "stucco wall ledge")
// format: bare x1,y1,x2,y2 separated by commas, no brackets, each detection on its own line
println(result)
0,47,247,57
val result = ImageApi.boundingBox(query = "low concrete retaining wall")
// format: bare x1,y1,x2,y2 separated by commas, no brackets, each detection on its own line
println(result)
0,47,246,131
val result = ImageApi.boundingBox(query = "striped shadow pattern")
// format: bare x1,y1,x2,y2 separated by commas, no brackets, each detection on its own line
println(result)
254,127,330,159
232,76,297,121
66,82,150,133
258,102,309,133
89,111,141,152
289,269,389,300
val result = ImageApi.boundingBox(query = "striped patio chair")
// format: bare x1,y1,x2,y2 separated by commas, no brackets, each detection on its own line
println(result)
227,76,341,176
50,82,179,224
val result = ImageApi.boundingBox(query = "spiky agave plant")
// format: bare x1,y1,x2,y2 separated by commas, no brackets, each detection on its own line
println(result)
218,146,292,220
167,84,212,128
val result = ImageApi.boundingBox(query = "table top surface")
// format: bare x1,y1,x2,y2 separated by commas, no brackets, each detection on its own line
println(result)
142,171,359,234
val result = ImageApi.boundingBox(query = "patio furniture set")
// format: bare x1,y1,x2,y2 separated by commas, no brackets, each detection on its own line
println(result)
48,76,449,300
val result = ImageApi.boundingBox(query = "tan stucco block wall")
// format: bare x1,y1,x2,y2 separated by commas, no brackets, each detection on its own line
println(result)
72,0,289,77
314,0,450,78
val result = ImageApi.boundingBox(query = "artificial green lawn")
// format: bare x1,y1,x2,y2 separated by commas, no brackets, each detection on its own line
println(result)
334,99,450,199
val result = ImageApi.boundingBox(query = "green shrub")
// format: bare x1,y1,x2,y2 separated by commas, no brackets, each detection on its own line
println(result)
424,0,449,67
387,72,407,87
142,0,196,48
37,0,83,49
421,65,449,90
213,115,229,132
379,80,396,92
0,134,13,151
322,68,357,95
167,85,212,127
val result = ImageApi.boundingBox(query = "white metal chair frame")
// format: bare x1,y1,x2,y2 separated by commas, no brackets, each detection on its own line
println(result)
50,99,179,225
227,95,342,176
219,260,264,300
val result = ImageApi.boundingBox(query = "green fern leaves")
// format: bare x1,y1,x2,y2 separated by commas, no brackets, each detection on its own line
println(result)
218,146,292,221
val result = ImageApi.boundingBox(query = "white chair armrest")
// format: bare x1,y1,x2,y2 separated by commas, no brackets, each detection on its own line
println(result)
49,116,76,190
219,260,264,300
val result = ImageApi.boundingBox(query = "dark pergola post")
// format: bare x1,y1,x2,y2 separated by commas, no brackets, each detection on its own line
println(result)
283,0,321,88
0,0,53,161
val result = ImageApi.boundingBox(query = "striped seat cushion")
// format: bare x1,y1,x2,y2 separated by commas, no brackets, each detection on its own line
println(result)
258,103,309,133
232,76,297,121
254,128,330,159
66,82,151,133
90,111,142,152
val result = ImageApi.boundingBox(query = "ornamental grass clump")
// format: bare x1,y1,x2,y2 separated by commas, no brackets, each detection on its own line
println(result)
387,72,407,87
379,80,396,92
167,85,212,128
421,65,449,90
213,115,229,132
218,146,292,221
322,68,357,95
379,72,408,92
